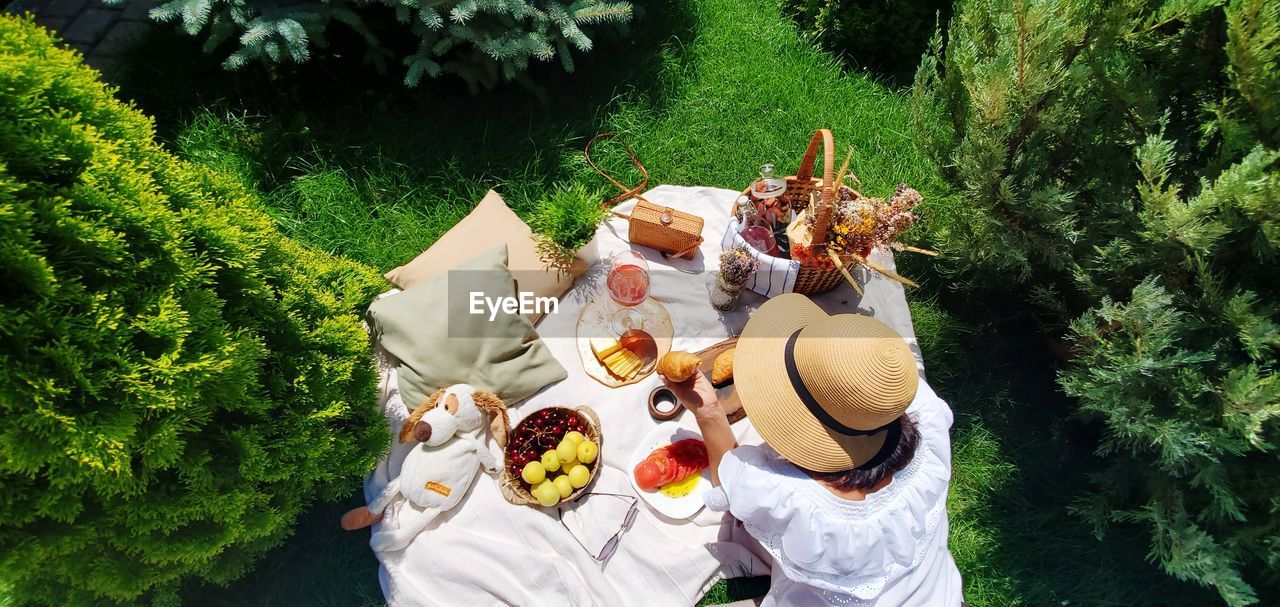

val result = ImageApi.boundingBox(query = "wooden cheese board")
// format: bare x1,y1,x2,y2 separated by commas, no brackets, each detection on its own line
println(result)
695,336,745,423
648,336,745,423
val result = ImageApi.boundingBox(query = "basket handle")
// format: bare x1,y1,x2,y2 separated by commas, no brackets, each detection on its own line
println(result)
584,132,650,214
797,129,836,247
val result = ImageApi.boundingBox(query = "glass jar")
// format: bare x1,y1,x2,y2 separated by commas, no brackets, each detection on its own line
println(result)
708,272,744,311
751,163,786,201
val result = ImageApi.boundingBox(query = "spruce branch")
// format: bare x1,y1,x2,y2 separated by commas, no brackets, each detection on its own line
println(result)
573,3,632,25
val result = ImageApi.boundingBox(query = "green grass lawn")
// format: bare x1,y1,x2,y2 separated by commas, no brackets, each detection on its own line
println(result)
112,0,1219,604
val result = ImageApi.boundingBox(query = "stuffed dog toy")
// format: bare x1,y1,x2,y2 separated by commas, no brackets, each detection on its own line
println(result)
341,383,509,552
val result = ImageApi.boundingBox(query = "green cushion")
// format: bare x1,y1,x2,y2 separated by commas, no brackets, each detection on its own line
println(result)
367,245,566,408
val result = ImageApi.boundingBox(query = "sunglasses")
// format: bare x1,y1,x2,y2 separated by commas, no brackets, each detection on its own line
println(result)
558,492,639,562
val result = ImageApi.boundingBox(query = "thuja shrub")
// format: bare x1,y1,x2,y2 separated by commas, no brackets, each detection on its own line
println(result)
0,15,388,606
781,0,952,77
914,0,1279,604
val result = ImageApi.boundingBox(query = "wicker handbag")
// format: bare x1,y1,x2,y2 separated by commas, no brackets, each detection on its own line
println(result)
739,129,845,295
586,133,705,259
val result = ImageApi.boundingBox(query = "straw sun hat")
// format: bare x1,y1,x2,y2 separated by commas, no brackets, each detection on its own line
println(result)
735,294,919,473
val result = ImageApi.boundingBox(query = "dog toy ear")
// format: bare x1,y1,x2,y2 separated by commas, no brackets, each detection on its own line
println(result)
400,389,445,443
472,391,510,448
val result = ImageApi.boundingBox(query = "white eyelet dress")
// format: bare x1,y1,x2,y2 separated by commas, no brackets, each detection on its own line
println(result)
704,381,963,606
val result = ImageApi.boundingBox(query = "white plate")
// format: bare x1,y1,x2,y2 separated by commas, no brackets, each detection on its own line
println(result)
628,422,711,519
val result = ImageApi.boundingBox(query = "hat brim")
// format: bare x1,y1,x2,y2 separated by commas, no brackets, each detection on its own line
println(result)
735,294,888,472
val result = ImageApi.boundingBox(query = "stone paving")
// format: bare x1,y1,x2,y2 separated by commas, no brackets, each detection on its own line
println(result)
5,0,154,76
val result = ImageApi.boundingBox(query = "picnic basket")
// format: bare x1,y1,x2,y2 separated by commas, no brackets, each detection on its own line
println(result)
742,129,845,295
499,406,602,506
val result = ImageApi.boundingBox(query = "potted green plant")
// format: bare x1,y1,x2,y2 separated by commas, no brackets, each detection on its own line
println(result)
530,183,610,275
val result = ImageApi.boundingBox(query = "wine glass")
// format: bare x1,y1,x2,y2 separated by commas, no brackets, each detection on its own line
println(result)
607,250,650,336
605,250,657,366
607,250,649,307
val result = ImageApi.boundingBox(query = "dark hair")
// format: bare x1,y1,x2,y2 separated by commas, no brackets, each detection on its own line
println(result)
802,414,920,491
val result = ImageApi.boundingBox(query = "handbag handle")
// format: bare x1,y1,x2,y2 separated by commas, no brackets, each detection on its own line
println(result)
584,132,650,215
796,129,836,247
584,132,703,260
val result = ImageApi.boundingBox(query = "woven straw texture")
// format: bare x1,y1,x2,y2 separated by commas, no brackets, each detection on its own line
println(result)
740,129,846,295
628,200,704,259
734,294,918,472
794,315,917,429
585,132,705,259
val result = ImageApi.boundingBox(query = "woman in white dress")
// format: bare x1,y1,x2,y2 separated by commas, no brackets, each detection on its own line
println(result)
661,294,964,606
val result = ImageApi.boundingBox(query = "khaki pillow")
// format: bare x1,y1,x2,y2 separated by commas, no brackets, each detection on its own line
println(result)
368,245,567,408
383,189,585,323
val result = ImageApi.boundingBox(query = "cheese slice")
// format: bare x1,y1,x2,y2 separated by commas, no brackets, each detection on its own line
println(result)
591,337,622,361
602,351,629,377
610,359,635,379
603,349,630,368
603,348,643,379
619,351,644,379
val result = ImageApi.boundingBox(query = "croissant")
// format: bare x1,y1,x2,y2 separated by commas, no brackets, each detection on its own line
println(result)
711,349,734,389
657,351,702,382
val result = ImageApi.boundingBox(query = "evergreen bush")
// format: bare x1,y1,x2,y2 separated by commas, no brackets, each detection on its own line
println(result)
0,15,388,606
109,0,634,90
913,0,1279,604
781,0,952,77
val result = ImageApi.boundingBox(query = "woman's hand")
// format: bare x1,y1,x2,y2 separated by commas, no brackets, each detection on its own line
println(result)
659,371,722,419
659,370,735,486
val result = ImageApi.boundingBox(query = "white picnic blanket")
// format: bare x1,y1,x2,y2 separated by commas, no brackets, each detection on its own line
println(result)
364,185,924,607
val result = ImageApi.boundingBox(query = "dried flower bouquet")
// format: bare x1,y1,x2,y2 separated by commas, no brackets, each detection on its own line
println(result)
785,148,937,293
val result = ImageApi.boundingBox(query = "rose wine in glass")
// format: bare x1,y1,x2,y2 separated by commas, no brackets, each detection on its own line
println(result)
607,250,650,307
606,251,656,366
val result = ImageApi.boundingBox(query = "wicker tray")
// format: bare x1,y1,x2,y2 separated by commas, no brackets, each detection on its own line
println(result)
499,406,602,507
